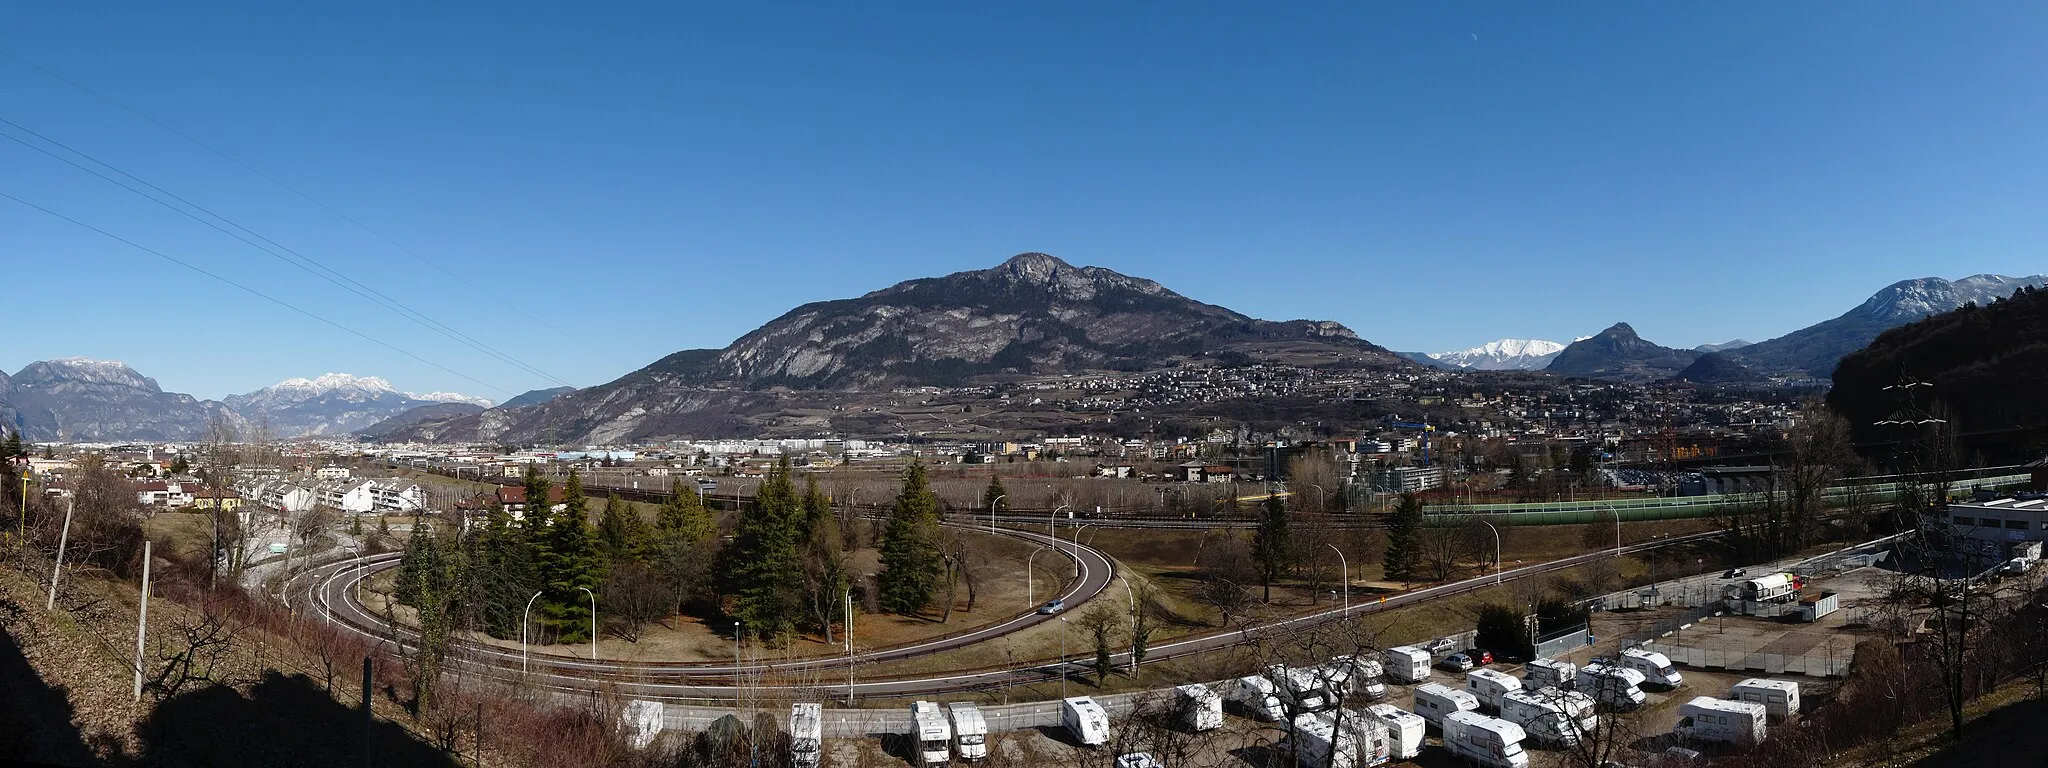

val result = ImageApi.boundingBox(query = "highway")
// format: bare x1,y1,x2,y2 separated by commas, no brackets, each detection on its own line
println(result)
293,519,1726,702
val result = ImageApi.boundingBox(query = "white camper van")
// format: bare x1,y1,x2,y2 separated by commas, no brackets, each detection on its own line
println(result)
1728,679,1800,722
1674,696,1766,747
1411,683,1480,728
911,701,953,767
1284,710,1392,768
790,703,822,768
1175,684,1224,732
1575,664,1647,710
1465,668,1523,713
1269,664,1339,713
1364,704,1427,760
1063,697,1112,747
1739,573,1799,602
1229,676,1287,722
947,702,988,760
1384,646,1432,684
1327,655,1388,700
1441,711,1530,768
1619,648,1683,690
1522,658,1575,691
1499,688,1599,748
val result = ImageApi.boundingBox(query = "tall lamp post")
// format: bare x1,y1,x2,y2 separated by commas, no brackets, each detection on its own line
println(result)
1326,543,1348,617
1116,573,1139,674
1308,483,1325,513
988,494,1006,534
520,590,544,674
1059,616,1070,699
1026,547,1050,607
1072,523,1098,578
577,586,598,661
1050,504,1070,554
1481,520,1502,585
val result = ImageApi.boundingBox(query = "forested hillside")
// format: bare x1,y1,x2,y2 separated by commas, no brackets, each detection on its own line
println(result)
1829,285,2048,443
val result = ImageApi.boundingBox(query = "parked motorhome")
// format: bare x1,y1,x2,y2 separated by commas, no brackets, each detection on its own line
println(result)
1619,648,1683,690
1384,646,1432,684
1441,711,1530,768
1728,679,1800,722
1465,668,1523,713
1522,658,1575,691
1269,664,1339,713
1412,683,1480,728
1499,688,1599,747
947,703,988,760
1323,655,1387,699
1228,676,1286,722
1363,704,1426,760
1283,710,1392,768
1739,573,1799,602
1575,664,1647,710
1175,684,1224,732
1674,697,1766,747
790,703,822,768
1063,697,1112,746
912,701,953,767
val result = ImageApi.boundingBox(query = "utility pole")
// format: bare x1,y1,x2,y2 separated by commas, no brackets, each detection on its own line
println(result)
134,539,151,701
362,656,374,768
46,496,74,611
845,587,855,705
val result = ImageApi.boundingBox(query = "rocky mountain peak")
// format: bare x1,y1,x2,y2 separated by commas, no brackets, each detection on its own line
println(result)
15,358,160,392
995,252,1074,283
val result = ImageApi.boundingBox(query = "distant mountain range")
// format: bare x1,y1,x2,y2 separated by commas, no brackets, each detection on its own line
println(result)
384,252,1409,443
499,386,576,409
225,374,493,437
0,364,491,441
1411,339,1566,371
1544,323,1701,382
1719,274,2047,378
1830,283,2048,443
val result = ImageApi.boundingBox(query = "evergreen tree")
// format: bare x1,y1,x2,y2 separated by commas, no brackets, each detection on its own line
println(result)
981,475,1008,516
466,500,538,638
878,462,944,615
654,478,718,614
597,493,650,563
396,519,440,608
0,430,20,514
169,455,190,475
536,469,602,643
1251,494,1290,602
1384,492,1425,582
658,478,715,544
724,459,804,641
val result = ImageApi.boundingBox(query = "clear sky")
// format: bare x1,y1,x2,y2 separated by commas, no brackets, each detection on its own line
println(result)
3,3,2043,401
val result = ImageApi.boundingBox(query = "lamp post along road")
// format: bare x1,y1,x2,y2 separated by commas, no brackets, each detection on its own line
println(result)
1116,573,1138,674
988,494,1005,534
1327,543,1348,617
1026,547,1049,607
1072,523,1098,578
520,590,543,674
578,587,597,661
1059,617,1069,699
1481,520,1502,585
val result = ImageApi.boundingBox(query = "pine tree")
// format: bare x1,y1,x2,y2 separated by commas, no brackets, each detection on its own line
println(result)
1251,494,1290,602
725,459,804,641
169,455,190,475
981,475,1008,516
1384,492,1425,582
396,519,440,608
654,478,718,615
536,469,602,643
878,462,944,615
597,493,650,563
658,478,715,544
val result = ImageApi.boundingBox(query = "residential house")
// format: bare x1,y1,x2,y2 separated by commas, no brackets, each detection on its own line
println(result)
315,478,377,514
189,487,243,512
135,480,194,509
253,480,317,514
370,480,427,514
316,465,352,481
496,485,568,522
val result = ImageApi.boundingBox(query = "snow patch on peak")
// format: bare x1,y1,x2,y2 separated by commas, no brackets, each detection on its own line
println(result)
410,391,494,408
1427,338,1567,370
22,358,158,390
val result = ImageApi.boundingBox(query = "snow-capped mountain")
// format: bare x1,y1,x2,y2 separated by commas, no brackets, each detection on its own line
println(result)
0,358,241,441
1426,339,1567,370
226,374,490,437
1727,273,2048,377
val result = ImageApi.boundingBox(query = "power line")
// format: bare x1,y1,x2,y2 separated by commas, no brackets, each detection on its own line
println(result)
0,46,634,367
0,116,574,391
0,189,515,397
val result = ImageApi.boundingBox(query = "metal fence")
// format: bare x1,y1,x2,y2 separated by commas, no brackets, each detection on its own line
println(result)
1640,641,1852,678
1533,625,1588,660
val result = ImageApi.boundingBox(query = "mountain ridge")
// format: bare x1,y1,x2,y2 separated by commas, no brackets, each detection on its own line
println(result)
1544,323,1700,381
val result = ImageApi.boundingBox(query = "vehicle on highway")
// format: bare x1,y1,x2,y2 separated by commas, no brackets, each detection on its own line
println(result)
1038,598,1065,615
1722,568,1747,579
1437,653,1476,672
1464,649,1495,666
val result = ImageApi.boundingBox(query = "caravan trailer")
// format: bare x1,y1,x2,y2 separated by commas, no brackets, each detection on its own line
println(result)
1619,648,1683,690
790,703,822,768
1728,679,1800,722
1063,697,1112,746
1412,683,1479,728
1228,676,1287,722
1363,704,1426,760
947,703,988,760
1522,658,1575,691
1175,684,1224,732
1575,664,1647,710
1499,688,1599,748
1464,668,1523,713
911,701,953,767
1441,711,1530,768
1383,646,1432,684
1675,697,1766,747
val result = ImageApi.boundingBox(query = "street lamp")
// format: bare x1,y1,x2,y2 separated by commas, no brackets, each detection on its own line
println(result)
1026,547,1050,607
577,586,598,661
1308,483,1325,513
1115,573,1138,674
1072,522,1099,578
1481,520,1502,585
1051,504,1070,553
1059,616,1069,699
520,590,544,674
733,620,743,667
1326,543,1348,617
989,494,1006,534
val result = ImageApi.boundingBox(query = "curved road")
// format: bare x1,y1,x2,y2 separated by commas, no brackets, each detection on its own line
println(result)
295,521,1724,701
295,523,1112,687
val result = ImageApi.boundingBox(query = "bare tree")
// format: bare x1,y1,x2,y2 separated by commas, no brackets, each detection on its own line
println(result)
602,562,675,642
145,595,251,699
1196,534,1256,626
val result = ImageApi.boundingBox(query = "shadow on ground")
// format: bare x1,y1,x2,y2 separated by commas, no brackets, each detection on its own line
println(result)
132,670,457,767
1906,696,2048,768
0,625,100,767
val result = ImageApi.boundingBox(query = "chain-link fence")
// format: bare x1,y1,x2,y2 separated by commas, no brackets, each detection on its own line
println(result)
1640,640,1852,678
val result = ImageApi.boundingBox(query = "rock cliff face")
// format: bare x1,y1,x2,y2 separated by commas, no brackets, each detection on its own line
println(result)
1,359,238,441
1544,323,1700,382
383,253,1407,443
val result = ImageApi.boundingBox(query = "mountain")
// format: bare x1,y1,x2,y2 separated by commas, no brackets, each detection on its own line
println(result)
0,359,240,441
1544,323,1701,381
1727,274,2048,378
1829,284,2048,444
1670,352,1767,385
1425,339,1566,371
1694,339,1752,354
355,402,488,439
384,252,1410,443
226,374,490,437
499,386,576,409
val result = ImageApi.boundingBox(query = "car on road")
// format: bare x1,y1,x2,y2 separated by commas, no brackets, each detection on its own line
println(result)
1424,638,1459,656
1463,649,1494,666
1038,599,1066,615
1438,653,1476,672
1722,568,1747,579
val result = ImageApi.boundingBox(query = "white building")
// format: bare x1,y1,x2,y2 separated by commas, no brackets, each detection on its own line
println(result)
315,465,352,481
316,478,377,514
371,480,427,514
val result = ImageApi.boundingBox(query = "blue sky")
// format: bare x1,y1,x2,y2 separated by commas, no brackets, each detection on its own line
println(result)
3,3,2043,400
